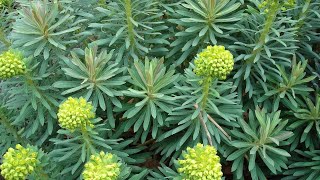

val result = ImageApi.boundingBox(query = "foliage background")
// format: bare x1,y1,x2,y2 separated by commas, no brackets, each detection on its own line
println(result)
0,0,319,179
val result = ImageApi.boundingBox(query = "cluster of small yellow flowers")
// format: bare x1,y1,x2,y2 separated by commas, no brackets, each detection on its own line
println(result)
178,143,223,180
259,0,296,12
0,50,26,79
194,45,234,80
0,0,11,7
283,0,296,9
0,144,39,180
258,0,276,10
82,151,121,180
57,97,95,132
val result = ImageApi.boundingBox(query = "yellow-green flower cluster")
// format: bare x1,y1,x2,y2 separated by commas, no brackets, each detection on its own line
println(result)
194,45,234,80
178,143,223,180
57,97,95,132
283,0,296,9
259,0,296,12
0,50,26,79
0,0,12,7
82,151,121,180
0,144,39,180
258,0,277,10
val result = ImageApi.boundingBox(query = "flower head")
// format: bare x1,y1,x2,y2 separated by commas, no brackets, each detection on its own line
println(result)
259,0,296,12
283,0,296,9
82,151,121,180
0,50,26,79
178,143,223,180
57,97,95,132
0,144,39,180
194,45,234,80
0,0,12,7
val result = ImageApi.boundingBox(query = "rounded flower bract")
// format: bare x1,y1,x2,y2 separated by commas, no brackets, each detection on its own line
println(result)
57,97,95,132
0,50,26,79
194,45,234,80
0,144,39,180
178,143,223,180
82,151,121,180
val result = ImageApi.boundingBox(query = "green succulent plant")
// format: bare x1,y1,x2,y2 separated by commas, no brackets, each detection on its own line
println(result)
258,59,315,111
283,150,320,180
0,0,319,179
89,0,168,64
288,94,320,150
11,0,80,60
119,57,179,142
53,46,128,127
226,108,293,179
165,0,242,65
155,62,242,162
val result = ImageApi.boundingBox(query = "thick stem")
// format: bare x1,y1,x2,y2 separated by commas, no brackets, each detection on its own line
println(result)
194,104,232,142
81,128,96,158
124,0,135,48
247,2,281,64
197,77,230,145
201,77,212,109
194,104,213,145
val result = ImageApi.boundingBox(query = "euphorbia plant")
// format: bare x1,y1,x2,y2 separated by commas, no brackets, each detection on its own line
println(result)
0,0,319,179
155,45,242,161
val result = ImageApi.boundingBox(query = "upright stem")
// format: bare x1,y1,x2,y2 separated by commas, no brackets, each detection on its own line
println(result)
198,77,213,146
124,0,135,48
247,2,281,64
81,128,95,158
201,77,212,109
196,76,232,143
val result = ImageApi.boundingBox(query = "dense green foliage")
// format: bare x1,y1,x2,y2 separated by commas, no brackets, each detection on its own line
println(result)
0,0,319,179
